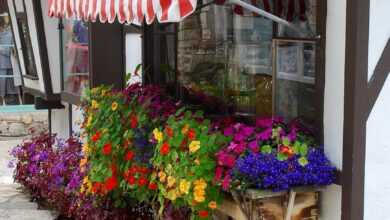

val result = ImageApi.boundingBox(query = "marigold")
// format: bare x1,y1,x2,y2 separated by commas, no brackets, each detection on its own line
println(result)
167,189,178,201
181,124,189,134
111,101,118,111
167,176,176,188
91,100,99,109
160,142,170,155
158,171,167,182
153,128,163,143
208,201,217,209
165,126,174,137
194,178,207,190
194,190,206,203
102,143,112,155
189,141,201,153
179,179,191,194
79,158,88,169
198,210,209,218
82,143,89,153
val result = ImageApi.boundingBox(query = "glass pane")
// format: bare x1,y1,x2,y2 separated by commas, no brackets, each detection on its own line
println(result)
62,19,89,95
276,0,317,38
274,40,316,124
176,2,273,117
17,17,37,77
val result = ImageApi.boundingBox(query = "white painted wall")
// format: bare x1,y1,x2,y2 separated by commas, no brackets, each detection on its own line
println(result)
51,103,70,139
321,0,346,219
125,33,142,84
364,1,390,219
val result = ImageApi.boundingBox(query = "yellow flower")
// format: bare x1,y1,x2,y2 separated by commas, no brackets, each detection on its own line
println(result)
194,159,200,165
101,89,108,96
179,179,191,195
91,100,99,109
111,102,118,111
194,179,207,190
193,189,206,203
86,116,93,128
158,171,167,182
166,189,178,201
181,124,189,134
81,176,92,193
82,143,89,153
189,141,201,153
167,176,176,188
208,201,217,209
153,128,163,143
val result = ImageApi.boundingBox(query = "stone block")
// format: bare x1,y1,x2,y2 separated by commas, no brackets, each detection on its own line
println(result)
8,123,26,136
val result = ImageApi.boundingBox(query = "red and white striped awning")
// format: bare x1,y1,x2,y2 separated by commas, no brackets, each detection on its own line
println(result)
48,0,198,25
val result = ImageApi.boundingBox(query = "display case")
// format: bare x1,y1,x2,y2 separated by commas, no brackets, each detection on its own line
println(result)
6,0,61,101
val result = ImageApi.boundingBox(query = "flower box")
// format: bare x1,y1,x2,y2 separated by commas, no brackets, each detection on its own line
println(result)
216,187,321,220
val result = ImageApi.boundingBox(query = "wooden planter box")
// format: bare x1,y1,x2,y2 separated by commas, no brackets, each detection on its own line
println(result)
215,187,321,220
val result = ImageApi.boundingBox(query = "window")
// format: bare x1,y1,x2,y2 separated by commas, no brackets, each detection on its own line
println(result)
16,14,37,78
145,0,324,132
61,19,89,96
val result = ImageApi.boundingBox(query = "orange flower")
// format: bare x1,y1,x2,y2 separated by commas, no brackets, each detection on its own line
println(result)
165,126,174,137
102,143,112,155
160,142,170,155
111,102,118,111
198,210,209,218
208,201,217,209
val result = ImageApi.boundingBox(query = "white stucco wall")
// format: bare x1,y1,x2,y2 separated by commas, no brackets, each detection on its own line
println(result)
321,0,346,219
364,1,390,219
51,103,69,139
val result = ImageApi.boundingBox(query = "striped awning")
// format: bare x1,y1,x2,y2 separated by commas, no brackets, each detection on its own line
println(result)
48,0,198,25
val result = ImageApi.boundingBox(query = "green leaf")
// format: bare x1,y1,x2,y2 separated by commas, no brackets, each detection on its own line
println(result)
298,157,309,166
261,145,272,154
175,108,186,117
282,137,290,146
299,143,308,156
277,152,288,161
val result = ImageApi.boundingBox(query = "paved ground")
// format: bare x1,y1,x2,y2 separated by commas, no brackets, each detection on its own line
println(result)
0,137,57,220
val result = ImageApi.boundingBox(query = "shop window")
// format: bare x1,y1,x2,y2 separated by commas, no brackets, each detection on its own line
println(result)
16,14,37,78
61,19,89,96
145,0,324,134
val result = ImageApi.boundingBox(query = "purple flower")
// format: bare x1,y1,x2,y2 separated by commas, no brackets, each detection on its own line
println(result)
223,127,234,136
248,140,259,153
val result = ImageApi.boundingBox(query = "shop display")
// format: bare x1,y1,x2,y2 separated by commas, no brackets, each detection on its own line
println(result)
62,20,89,95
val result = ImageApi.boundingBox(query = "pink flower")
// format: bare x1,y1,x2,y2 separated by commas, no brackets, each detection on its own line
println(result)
222,174,231,191
256,128,272,141
223,127,234,136
214,166,224,182
248,140,259,153
240,126,254,136
228,142,246,154
216,152,236,168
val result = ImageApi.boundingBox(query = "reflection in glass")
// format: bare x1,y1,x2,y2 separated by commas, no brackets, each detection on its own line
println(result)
17,17,37,77
62,20,89,95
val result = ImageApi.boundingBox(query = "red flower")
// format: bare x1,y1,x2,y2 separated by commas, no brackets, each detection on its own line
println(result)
129,166,138,174
165,126,174,137
138,166,149,175
160,142,170,155
130,115,138,129
125,151,135,161
138,176,148,187
92,182,103,194
104,176,118,191
148,182,157,190
92,131,101,142
127,175,136,185
199,210,209,218
111,164,118,175
102,143,112,155
188,129,196,140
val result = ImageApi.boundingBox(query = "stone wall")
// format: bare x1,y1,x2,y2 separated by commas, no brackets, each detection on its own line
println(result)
0,111,48,137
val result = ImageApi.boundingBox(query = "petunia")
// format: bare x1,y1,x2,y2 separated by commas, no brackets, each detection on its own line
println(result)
214,166,224,182
223,127,234,136
222,174,231,191
248,140,259,153
256,128,272,141
189,141,201,153
198,210,209,218
124,150,135,161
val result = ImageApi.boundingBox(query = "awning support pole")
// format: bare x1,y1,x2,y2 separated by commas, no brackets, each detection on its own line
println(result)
227,0,306,35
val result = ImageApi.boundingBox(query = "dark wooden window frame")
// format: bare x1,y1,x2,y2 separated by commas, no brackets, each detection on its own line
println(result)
60,20,125,105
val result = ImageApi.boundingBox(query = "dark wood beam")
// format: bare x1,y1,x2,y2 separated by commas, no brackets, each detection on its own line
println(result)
367,39,390,116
